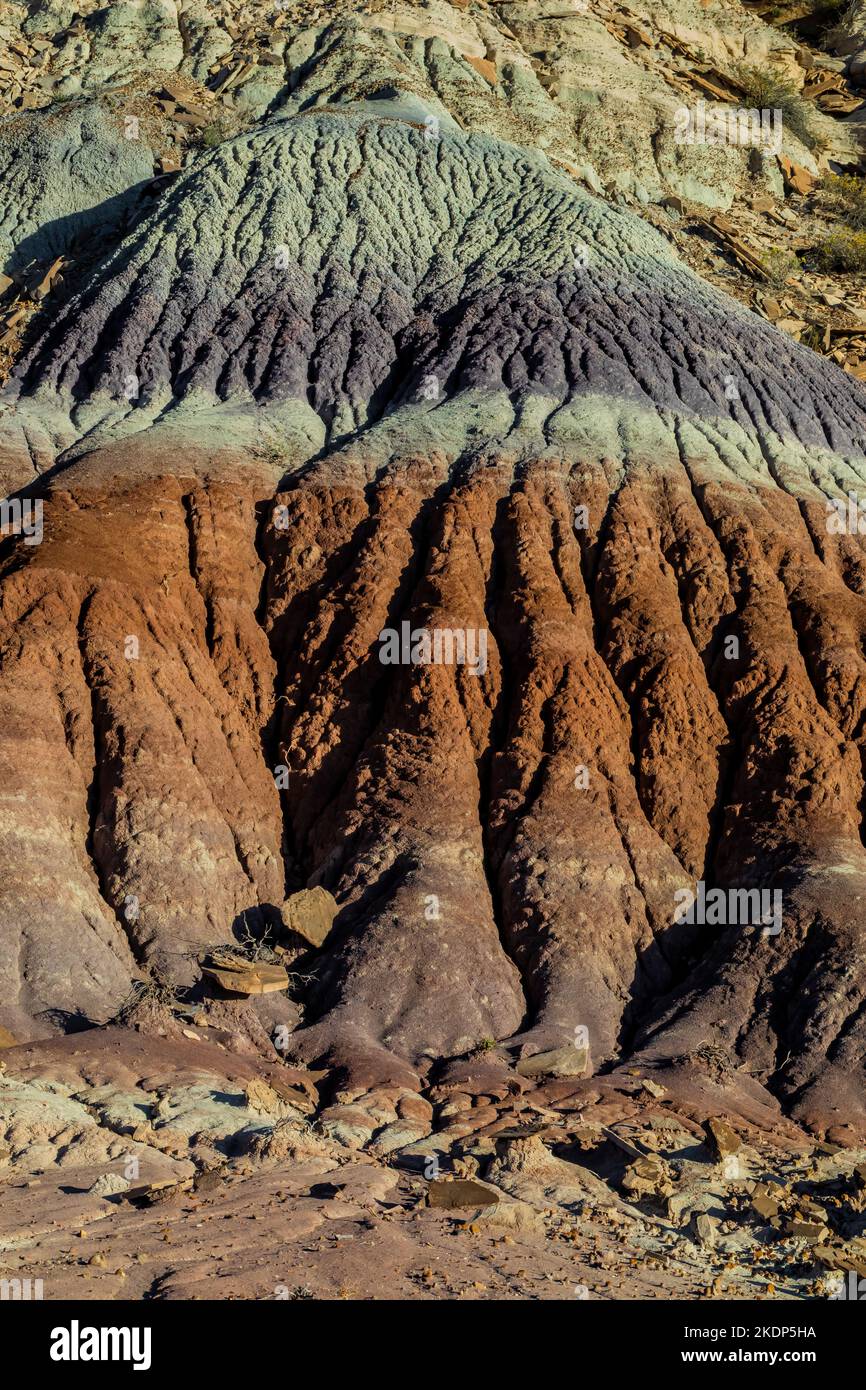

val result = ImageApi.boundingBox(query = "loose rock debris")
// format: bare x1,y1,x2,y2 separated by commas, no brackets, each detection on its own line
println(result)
1,1027,863,1301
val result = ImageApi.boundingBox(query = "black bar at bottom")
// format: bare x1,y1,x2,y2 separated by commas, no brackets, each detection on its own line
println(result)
1,1294,856,1376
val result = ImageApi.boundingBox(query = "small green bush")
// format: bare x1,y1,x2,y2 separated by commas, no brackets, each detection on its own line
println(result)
824,0,864,49
202,119,229,148
760,246,802,286
812,229,866,272
732,63,818,150
821,173,866,230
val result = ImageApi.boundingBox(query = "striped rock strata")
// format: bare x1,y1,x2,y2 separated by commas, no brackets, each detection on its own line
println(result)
2,53,866,1142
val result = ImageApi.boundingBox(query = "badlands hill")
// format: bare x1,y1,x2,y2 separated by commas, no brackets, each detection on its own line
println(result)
2,0,866,1303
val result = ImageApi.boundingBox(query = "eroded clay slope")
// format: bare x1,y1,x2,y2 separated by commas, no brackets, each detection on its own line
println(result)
1,6,866,1143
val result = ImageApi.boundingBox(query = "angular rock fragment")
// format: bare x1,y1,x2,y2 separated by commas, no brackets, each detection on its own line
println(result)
622,1154,675,1200
427,1178,500,1209
815,1243,866,1277
786,1218,829,1241
703,1118,742,1162
280,888,339,950
88,1172,131,1198
243,1078,291,1117
201,954,289,997
123,1178,192,1206
471,1198,545,1237
515,1045,589,1079
751,1190,781,1221
693,1212,719,1248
